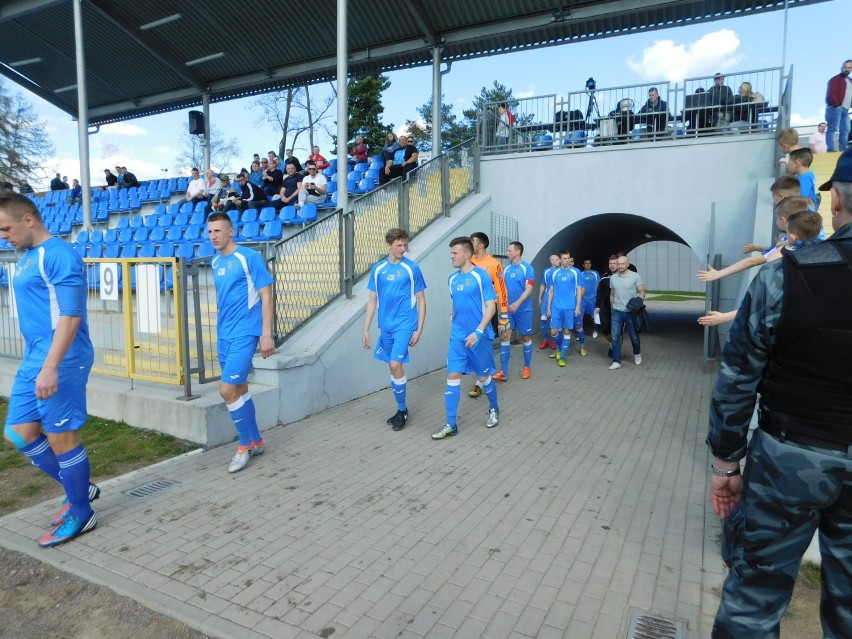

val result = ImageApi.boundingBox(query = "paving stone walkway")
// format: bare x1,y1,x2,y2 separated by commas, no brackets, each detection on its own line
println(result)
0,300,727,639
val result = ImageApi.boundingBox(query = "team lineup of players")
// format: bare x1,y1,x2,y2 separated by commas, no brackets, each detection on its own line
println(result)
364,229,612,438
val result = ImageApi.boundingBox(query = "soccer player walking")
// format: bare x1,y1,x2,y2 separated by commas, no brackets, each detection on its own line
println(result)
207,212,275,473
433,237,500,440
0,194,98,547
501,241,535,379
362,229,427,431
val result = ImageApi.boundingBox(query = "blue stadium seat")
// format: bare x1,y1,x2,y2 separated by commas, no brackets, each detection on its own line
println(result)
169,202,182,216
156,241,175,257
532,134,553,150
144,214,158,228
104,229,119,244
189,211,206,226
87,244,103,258
176,241,195,259
157,213,173,227
103,244,120,258
173,213,189,227
193,201,208,215
149,226,166,242
136,242,155,258
121,243,140,258
258,207,277,223
118,227,134,243
154,204,167,217
196,241,215,258
73,242,86,257
180,202,194,215
239,221,261,242
261,220,283,241
76,230,90,245
167,226,184,242
133,227,149,242
184,225,202,242
296,203,317,225
354,162,369,174
281,205,297,224
116,217,130,229
90,230,104,244
327,180,338,195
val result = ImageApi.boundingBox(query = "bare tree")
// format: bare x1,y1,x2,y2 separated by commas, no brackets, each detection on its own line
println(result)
174,124,241,175
0,83,56,189
253,83,337,157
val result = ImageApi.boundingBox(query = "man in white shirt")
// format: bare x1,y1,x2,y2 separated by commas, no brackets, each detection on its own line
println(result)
185,167,208,208
809,122,828,154
297,160,327,208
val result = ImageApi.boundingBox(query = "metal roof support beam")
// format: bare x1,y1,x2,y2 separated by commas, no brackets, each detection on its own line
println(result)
85,0,205,92
404,0,440,48
337,0,351,298
73,0,92,231
431,47,443,155
0,0,63,21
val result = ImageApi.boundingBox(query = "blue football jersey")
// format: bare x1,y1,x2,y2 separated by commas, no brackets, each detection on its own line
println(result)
504,261,535,311
448,266,497,340
212,245,274,339
367,256,426,332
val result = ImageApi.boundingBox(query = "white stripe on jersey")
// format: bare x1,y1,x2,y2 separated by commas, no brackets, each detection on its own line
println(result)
36,246,60,330
373,259,418,310
233,250,261,311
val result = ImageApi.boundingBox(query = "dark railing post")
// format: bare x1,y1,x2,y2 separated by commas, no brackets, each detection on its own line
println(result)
441,155,450,217
343,211,355,298
472,141,481,193
398,181,410,231
177,257,198,400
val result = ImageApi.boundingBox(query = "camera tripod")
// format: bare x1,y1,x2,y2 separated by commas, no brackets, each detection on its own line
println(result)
585,91,601,128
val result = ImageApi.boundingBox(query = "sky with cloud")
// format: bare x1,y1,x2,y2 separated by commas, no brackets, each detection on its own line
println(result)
11,0,849,188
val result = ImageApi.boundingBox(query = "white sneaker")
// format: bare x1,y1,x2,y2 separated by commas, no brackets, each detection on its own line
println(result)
487,408,499,428
228,448,251,473
634,354,642,366
608,362,622,370
592,330,598,339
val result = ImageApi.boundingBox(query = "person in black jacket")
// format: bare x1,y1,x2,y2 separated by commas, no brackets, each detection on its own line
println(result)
223,174,267,212
595,255,618,338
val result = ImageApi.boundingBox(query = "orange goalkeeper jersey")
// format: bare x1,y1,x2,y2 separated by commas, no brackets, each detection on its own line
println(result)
471,253,508,314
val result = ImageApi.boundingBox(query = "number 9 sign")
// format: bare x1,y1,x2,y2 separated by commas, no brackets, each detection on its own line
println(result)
100,263,119,301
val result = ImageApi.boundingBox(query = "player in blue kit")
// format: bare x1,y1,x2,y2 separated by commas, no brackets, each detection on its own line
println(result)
362,228,427,431
432,237,500,439
0,194,98,547
547,251,585,367
207,212,275,473
580,259,601,339
537,254,559,350
500,241,535,379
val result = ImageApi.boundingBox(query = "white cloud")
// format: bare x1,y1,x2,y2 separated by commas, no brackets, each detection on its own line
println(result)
514,88,537,99
101,122,146,136
626,29,742,83
790,112,826,129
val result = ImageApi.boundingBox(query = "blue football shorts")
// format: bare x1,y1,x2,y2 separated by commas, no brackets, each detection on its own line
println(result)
446,335,496,377
374,327,414,364
6,364,91,433
581,297,596,318
508,310,533,335
218,335,259,385
550,308,582,331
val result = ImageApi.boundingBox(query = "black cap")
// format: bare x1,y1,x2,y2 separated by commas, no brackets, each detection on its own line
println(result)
819,147,852,191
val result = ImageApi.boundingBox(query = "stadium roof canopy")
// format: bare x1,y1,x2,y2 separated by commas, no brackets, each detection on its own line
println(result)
1,0,827,126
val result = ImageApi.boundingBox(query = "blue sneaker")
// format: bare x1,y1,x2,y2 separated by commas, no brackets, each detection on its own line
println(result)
50,483,101,527
39,512,97,547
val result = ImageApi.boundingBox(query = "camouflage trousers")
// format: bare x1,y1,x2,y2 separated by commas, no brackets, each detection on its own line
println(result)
713,428,852,638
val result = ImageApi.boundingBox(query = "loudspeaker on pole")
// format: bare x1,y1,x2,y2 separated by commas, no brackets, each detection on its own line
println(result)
188,110,205,135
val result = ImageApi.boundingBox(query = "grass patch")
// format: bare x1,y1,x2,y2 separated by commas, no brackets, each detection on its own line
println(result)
801,561,821,586
0,397,197,516
645,290,706,302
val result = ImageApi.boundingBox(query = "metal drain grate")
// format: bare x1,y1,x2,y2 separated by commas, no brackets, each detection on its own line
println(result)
125,478,177,498
626,609,685,639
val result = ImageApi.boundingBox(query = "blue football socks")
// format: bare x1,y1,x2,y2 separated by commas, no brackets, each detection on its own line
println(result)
57,445,94,519
227,395,253,447
20,435,61,483
523,342,533,367
392,376,408,412
500,344,510,373
482,376,499,411
444,379,461,427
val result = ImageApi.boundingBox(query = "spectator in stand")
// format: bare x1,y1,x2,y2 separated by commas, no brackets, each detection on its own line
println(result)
224,173,267,213
67,179,82,205
185,167,208,208
115,166,125,189
248,160,264,188
120,167,139,188
824,59,852,152
637,87,671,139
708,73,734,127
496,103,511,149
349,135,369,164
385,134,409,181
204,169,221,199
809,122,828,154
18,180,34,195
209,174,234,212
283,149,302,173
401,136,419,177
261,157,283,197
379,133,400,186
49,173,64,191
787,148,819,209
267,150,278,163
308,146,330,171
297,160,327,208
61,176,70,189
276,162,303,209
102,169,117,190
730,82,765,131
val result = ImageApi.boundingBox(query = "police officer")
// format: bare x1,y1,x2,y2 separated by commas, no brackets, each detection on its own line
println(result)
707,148,852,638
